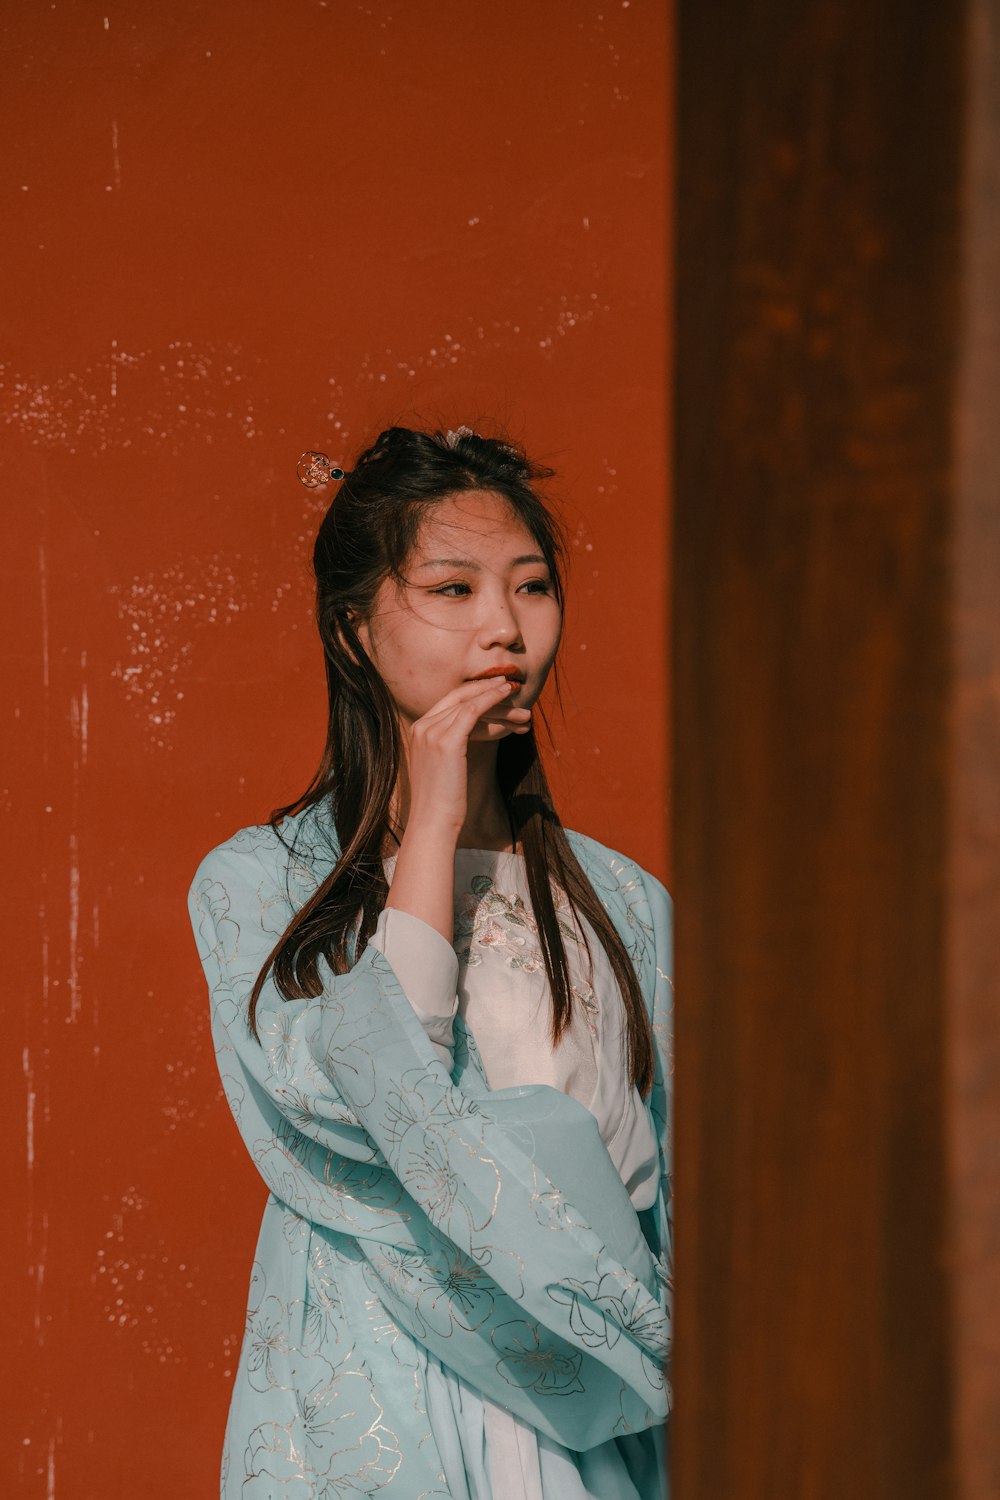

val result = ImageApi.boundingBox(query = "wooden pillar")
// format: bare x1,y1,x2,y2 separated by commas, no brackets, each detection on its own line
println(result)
671,1,1000,1496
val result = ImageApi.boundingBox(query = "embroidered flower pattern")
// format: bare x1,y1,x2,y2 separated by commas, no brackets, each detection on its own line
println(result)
491,1318,585,1397
364,1240,499,1341
547,1268,670,1366
453,871,602,1043
573,982,601,1045
453,878,545,972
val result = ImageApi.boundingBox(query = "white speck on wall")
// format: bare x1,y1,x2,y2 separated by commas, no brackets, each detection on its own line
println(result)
0,341,261,454
353,301,607,398
161,1054,201,1132
97,1188,200,1353
110,553,280,751
595,457,619,498
534,291,604,360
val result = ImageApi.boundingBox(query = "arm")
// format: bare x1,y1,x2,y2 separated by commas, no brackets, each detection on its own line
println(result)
366,905,459,1071
368,804,462,1070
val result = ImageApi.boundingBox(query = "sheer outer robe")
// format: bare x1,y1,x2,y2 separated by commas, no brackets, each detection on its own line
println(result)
187,812,674,1493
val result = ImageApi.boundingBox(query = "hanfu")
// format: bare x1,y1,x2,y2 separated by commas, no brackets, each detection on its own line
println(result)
186,798,674,1498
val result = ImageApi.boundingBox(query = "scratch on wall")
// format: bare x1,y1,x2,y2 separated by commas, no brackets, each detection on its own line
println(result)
23,1041,51,1347
69,679,89,769
38,541,49,691
39,901,49,1011
68,650,90,1024
110,116,121,190
23,1047,35,1172
67,831,80,1023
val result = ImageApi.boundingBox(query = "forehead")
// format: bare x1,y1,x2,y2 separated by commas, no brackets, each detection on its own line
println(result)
411,490,537,560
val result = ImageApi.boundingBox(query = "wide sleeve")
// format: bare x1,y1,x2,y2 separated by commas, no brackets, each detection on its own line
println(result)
630,860,674,1363
188,833,670,1451
366,905,459,1070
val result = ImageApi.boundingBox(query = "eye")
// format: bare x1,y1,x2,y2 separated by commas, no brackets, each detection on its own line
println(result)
431,579,552,598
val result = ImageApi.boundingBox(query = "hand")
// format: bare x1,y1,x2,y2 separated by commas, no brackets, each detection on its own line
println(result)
405,677,532,837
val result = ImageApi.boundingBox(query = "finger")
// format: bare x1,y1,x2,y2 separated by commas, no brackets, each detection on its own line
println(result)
450,676,521,709
468,718,530,739
417,677,518,731
426,696,528,743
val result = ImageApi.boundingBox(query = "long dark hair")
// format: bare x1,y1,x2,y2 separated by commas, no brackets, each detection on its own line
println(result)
247,423,654,1097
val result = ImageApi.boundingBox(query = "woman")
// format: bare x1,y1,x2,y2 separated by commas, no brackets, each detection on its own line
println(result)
187,423,674,1498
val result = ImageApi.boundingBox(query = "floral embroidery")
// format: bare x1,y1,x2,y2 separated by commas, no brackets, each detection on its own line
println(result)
574,982,601,1044
453,877,543,971
453,870,602,1043
491,1318,585,1397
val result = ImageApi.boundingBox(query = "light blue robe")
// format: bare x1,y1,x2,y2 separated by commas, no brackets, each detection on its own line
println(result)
186,800,674,1497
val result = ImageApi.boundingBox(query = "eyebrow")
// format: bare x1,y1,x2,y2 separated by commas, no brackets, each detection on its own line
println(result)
415,554,549,571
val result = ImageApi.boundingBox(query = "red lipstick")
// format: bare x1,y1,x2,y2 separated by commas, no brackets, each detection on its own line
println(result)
468,665,526,683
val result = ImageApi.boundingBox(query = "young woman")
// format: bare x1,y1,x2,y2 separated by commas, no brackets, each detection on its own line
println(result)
187,424,674,1499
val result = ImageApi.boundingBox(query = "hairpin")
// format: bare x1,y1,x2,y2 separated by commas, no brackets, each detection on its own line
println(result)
296,450,346,487
444,425,475,448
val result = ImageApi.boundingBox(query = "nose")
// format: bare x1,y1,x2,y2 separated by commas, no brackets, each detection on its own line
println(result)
477,597,523,651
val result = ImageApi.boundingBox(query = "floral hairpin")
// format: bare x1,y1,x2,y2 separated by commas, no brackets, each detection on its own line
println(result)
444,425,475,448
296,450,346,488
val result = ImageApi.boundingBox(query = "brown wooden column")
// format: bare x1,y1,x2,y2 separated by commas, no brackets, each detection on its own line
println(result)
671,1,1000,1496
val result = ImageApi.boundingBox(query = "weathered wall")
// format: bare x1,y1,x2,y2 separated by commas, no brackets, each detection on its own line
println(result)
4,2,671,1491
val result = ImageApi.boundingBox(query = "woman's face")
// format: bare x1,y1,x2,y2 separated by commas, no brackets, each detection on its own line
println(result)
353,489,562,731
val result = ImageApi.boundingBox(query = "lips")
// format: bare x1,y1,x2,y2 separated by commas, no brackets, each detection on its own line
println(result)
469,666,526,683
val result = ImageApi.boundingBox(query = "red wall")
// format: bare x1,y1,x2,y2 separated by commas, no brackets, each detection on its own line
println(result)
5,2,671,1491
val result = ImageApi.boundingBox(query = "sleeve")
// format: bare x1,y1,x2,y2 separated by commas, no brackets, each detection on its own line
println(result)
632,862,674,1368
366,905,459,1071
188,835,670,1451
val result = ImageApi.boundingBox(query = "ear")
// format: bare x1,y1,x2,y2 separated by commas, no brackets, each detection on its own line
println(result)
339,609,371,666
349,612,370,653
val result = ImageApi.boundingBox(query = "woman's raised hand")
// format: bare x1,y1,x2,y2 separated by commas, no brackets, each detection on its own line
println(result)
406,677,531,838
382,678,530,940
